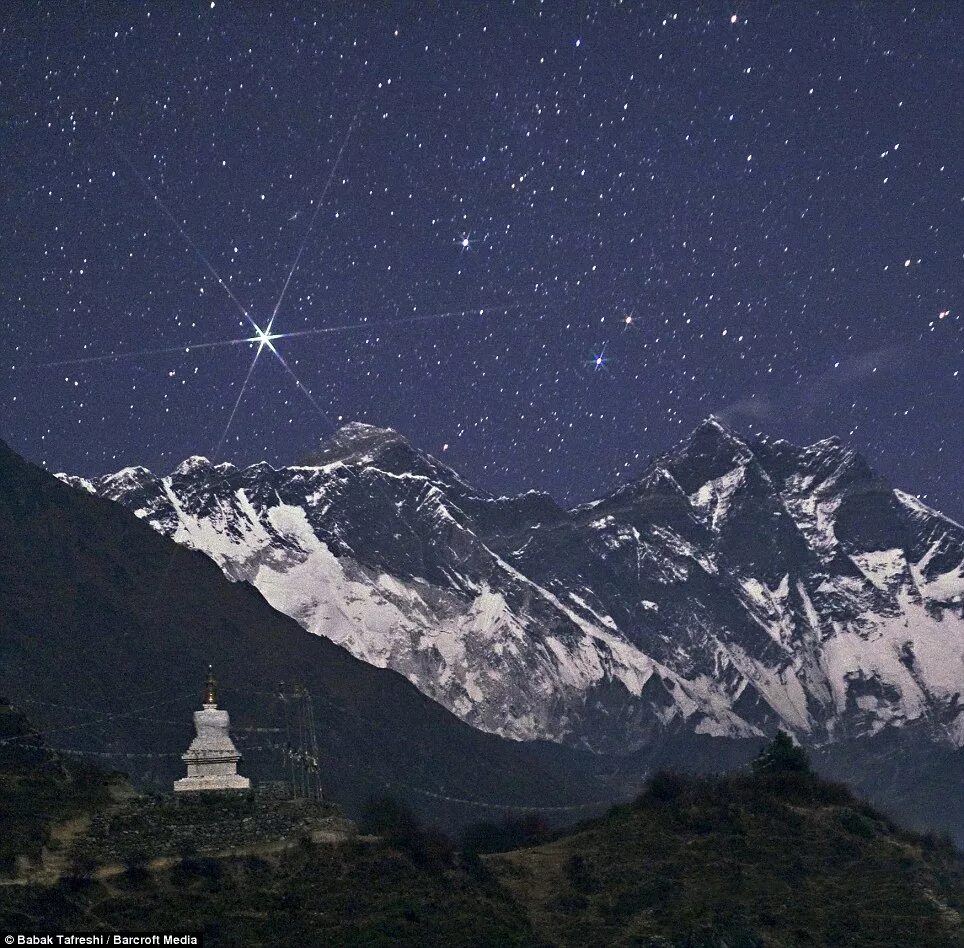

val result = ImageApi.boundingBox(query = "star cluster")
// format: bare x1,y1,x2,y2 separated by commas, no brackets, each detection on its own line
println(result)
2,2,961,516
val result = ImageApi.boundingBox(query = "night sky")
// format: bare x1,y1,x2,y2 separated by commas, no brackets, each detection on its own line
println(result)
3,3,961,518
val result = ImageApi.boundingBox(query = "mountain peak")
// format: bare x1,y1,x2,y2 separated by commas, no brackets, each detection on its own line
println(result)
50,416,964,811
339,421,398,440
299,422,411,467
691,414,750,447
752,433,872,497
172,455,213,476
656,416,755,494
697,413,733,432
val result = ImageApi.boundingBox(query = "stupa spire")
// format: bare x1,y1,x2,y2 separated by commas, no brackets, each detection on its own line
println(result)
204,666,218,707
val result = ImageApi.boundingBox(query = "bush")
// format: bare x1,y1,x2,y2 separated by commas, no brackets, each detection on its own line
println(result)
359,795,454,870
461,849,497,886
606,802,632,821
565,854,599,894
122,864,149,888
175,838,198,860
68,851,98,882
809,778,853,806
404,826,455,871
57,873,94,894
609,877,673,917
751,731,811,776
359,796,420,838
124,848,149,871
641,770,689,804
678,925,764,947
177,857,222,882
838,810,876,839
460,813,550,855
919,830,956,856
241,855,272,877
547,892,589,914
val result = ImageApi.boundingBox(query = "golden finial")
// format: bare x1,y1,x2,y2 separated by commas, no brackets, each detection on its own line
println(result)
204,666,218,706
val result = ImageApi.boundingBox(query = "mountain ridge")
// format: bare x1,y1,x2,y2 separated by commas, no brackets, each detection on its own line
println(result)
58,417,964,759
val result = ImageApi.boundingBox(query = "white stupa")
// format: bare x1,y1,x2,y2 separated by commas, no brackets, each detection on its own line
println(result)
174,669,250,793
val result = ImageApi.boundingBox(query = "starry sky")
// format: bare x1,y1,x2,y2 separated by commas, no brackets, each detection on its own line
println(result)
3,2,961,517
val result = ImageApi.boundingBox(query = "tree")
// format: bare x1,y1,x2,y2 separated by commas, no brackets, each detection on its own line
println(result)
358,795,454,870
358,795,419,837
751,730,811,775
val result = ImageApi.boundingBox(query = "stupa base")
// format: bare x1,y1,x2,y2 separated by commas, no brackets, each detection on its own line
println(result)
173,774,251,793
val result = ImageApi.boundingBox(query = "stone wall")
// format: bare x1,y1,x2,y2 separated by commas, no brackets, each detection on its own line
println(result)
73,784,352,867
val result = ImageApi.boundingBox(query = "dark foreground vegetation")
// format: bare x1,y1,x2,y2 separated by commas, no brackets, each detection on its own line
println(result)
492,737,963,946
1,719,961,947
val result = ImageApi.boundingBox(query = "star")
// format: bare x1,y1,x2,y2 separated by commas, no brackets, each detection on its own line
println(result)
248,319,284,358
588,344,610,373
249,322,283,357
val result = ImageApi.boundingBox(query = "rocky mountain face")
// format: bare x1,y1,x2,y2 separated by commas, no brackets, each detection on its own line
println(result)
61,418,964,756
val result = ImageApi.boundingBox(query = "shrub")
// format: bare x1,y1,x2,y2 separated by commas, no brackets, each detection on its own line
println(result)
177,857,223,882
839,810,877,839
809,778,853,806
609,876,673,917
359,795,454,870
751,731,811,776
919,830,956,856
565,854,599,894
57,873,94,894
460,813,550,855
641,770,689,804
606,802,632,821
175,838,198,860
241,855,272,877
678,924,764,947
548,892,589,914
124,848,149,871
123,864,149,888
403,825,455,871
461,849,497,886
69,851,98,881
359,795,420,838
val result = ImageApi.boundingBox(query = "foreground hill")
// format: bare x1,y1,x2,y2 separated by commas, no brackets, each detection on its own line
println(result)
490,764,963,947
1,732,960,947
0,437,612,826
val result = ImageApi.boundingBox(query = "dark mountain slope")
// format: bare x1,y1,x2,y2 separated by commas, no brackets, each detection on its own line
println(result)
0,438,612,827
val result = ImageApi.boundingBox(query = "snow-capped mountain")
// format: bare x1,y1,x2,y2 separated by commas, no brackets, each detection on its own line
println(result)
60,418,964,754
